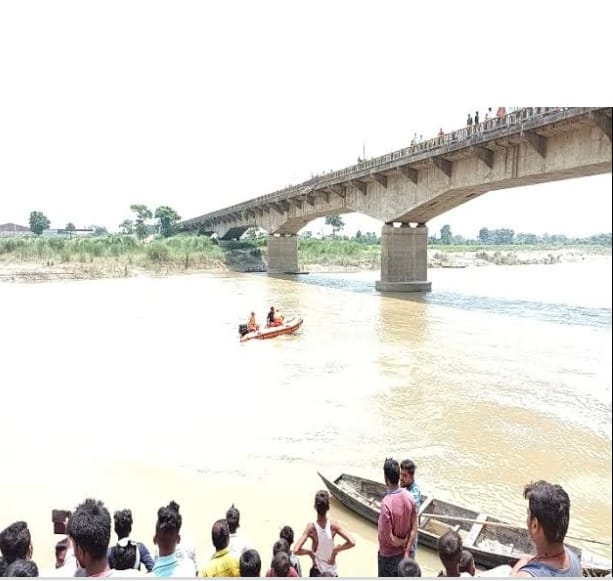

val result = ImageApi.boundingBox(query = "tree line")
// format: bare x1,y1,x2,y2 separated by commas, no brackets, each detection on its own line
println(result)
26,205,181,240
23,209,611,248
433,224,611,246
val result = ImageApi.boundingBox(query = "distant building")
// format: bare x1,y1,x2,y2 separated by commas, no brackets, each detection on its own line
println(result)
0,223,30,236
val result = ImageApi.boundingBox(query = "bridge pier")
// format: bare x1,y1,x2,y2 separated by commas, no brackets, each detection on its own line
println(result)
376,223,432,292
267,234,299,273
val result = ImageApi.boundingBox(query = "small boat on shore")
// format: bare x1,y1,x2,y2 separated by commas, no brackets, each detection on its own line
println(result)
318,472,612,577
239,315,303,342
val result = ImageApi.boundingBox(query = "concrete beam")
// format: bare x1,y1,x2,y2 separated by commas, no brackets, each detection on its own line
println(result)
473,146,494,169
291,198,303,210
329,185,346,198
398,165,418,184
305,194,315,207
525,131,547,158
317,190,330,203
372,173,388,188
270,203,284,215
351,180,368,195
433,157,453,178
591,111,612,141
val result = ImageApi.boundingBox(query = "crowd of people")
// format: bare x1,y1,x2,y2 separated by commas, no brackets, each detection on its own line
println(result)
0,459,588,578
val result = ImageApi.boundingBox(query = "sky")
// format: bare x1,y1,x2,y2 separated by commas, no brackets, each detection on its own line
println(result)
1,1,611,239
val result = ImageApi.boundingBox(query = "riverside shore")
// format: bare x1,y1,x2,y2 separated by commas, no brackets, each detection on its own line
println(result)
0,245,609,282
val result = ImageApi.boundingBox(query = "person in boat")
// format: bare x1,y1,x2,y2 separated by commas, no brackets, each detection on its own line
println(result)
510,480,582,577
377,458,418,577
272,311,285,327
459,550,475,576
266,306,276,327
437,530,465,577
294,489,356,577
400,459,422,558
246,312,259,333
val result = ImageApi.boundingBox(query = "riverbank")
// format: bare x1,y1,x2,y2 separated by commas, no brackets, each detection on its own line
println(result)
0,235,609,282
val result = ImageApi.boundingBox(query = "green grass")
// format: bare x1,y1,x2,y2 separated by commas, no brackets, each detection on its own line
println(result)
1,235,609,277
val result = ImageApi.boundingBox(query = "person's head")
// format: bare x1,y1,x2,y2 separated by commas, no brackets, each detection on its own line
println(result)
67,499,111,571
271,551,290,577
154,501,182,556
0,521,32,564
272,538,290,557
270,306,274,312
400,459,416,488
226,505,240,534
54,537,69,568
5,558,39,577
110,541,137,570
383,457,400,487
113,509,133,540
211,519,230,552
314,490,330,518
279,526,294,547
524,480,570,544
459,549,475,576
398,556,421,577
438,530,462,575
239,549,261,577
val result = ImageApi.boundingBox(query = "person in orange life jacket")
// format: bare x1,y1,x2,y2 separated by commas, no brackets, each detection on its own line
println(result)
246,312,259,333
294,490,355,577
272,311,285,327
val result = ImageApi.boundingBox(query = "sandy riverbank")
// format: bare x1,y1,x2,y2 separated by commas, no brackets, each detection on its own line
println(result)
0,247,609,282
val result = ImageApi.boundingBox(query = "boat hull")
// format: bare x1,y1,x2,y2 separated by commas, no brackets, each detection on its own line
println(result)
317,472,611,576
240,315,303,342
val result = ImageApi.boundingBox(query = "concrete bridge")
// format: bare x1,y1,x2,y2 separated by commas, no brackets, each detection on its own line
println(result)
183,106,612,291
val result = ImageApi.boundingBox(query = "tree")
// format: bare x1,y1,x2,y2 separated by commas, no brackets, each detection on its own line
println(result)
154,206,181,238
325,215,345,236
119,219,134,235
130,204,153,241
92,225,108,236
478,227,490,245
29,211,50,235
440,224,452,245
65,222,76,239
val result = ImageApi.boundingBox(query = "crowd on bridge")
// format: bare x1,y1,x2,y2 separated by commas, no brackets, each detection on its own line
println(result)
0,458,585,578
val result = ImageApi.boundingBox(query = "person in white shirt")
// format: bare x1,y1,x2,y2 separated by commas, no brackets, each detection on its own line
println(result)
226,505,251,558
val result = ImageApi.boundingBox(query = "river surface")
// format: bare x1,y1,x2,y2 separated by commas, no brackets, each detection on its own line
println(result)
1,259,611,575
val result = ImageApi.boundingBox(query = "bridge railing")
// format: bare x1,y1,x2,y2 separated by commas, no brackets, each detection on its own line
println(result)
186,107,589,224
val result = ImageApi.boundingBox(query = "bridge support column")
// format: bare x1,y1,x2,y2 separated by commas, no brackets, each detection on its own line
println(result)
267,234,299,274
376,223,432,292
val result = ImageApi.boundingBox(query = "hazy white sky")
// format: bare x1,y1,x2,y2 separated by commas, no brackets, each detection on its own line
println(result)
1,1,611,238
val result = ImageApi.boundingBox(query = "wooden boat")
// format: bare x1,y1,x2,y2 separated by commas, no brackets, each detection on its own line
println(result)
239,315,303,342
318,472,612,577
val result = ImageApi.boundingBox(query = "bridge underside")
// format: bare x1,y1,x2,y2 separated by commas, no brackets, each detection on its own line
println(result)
184,108,612,291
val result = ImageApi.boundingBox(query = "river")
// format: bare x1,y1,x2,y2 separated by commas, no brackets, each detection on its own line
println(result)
0,258,611,576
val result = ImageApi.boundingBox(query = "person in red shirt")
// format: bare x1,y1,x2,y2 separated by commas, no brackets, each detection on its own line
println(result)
377,458,417,577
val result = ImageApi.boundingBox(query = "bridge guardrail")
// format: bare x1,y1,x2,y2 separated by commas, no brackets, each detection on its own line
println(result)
184,107,602,225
